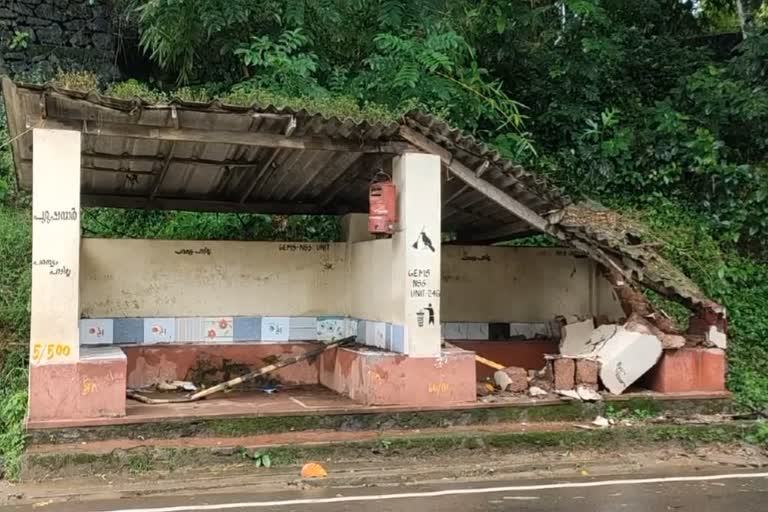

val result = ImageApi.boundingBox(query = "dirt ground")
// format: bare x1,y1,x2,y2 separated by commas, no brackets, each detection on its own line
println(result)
3,442,767,509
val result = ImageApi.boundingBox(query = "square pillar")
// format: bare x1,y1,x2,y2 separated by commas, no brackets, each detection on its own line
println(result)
392,153,442,356
26,129,127,426
30,128,81,365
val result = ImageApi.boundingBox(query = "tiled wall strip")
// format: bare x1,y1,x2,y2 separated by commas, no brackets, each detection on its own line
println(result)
79,317,559,352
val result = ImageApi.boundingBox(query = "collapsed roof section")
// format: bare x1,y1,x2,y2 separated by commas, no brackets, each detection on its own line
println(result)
0,77,721,316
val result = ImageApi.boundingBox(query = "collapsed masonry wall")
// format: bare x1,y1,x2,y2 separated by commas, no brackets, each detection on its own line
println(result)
0,0,119,81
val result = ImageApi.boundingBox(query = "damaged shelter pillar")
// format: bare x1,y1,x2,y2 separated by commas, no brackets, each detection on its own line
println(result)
391,153,442,356
30,128,82,366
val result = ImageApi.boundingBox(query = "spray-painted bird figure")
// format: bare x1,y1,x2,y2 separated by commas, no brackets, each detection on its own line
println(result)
412,229,436,252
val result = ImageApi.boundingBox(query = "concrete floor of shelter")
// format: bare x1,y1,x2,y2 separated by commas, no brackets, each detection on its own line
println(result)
25,384,731,430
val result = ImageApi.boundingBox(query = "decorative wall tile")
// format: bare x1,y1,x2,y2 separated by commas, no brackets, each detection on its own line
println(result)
344,318,358,338
465,322,490,340
290,317,317,340
391,324,406,353
317,316,345,341
203,316,234,342
175,317,204,342
80,319,114,345
113,318,144,345
356,319,366,343
234,316,261,342
143,318,175,344
261,316,290,342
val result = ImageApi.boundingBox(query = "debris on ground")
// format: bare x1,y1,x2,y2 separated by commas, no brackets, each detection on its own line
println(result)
301,462,328,479
576,385,601,401
528,386,548,398
157,380,198,392
592,416,610,428
476,381,495,397
556,389,581,400
494,366,528,392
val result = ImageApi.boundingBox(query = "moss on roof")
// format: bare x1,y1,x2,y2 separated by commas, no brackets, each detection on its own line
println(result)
50,71,402,125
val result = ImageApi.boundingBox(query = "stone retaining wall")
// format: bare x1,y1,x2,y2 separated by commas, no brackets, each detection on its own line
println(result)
0,0,119,80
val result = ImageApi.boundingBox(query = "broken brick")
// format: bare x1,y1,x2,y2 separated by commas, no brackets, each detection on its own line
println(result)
575,359,599,390
503,366,528,393
494,366,528,392
530,361,554,391
553,358,575,390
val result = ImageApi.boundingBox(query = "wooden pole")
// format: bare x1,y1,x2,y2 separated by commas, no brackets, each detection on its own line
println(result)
127,337,355,404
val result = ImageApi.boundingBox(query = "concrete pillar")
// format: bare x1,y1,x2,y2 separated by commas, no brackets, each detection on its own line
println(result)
30,128,81,365
392,153,442,356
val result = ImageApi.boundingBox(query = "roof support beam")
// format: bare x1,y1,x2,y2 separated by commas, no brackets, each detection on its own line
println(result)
238,150,281,203
443,160,489,207
149,142,175,201
399,126,634,279
36,117,412,154
454,221,538,244
399,126,554,235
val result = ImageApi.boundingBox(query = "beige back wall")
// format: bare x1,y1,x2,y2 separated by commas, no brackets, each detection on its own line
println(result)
80,239,348,318
441,245,622,323
80,239,624,322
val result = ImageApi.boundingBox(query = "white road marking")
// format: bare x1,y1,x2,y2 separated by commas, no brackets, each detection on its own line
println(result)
93,471,768,512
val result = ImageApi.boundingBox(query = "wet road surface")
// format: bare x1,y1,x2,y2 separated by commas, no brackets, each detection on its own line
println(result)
4,470,768,512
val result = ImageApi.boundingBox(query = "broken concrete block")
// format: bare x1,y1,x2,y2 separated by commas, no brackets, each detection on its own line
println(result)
575,359,599,390
576,385,602,401
528,386,548,397
556,389,581,400
660,334,686,350
559,318,596,356
560,323,617,359
503,366,529,392
625,313,685,350
529,361,554,391
596,326,663,395
592,415,610,428
493,370,512,391
707,326,727,349
553,358,575,390
476,382,495,397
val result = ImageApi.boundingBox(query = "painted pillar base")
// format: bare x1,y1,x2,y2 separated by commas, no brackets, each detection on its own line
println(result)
643,348,726,393
27,347,126,425
319,346,476,406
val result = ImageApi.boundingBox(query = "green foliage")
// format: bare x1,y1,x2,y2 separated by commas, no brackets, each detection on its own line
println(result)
237,447,272,468
235,28,319,95
8,31,30,50
106,79,169,102
0,347,27,480
82,209,341,242
0,208,31,480
628,200,768,414
52,71,99,92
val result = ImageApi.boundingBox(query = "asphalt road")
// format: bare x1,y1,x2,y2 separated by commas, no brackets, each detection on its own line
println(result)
4,471,768,512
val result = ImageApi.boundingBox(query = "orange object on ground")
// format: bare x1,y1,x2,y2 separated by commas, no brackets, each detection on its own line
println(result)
301,462,328,479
